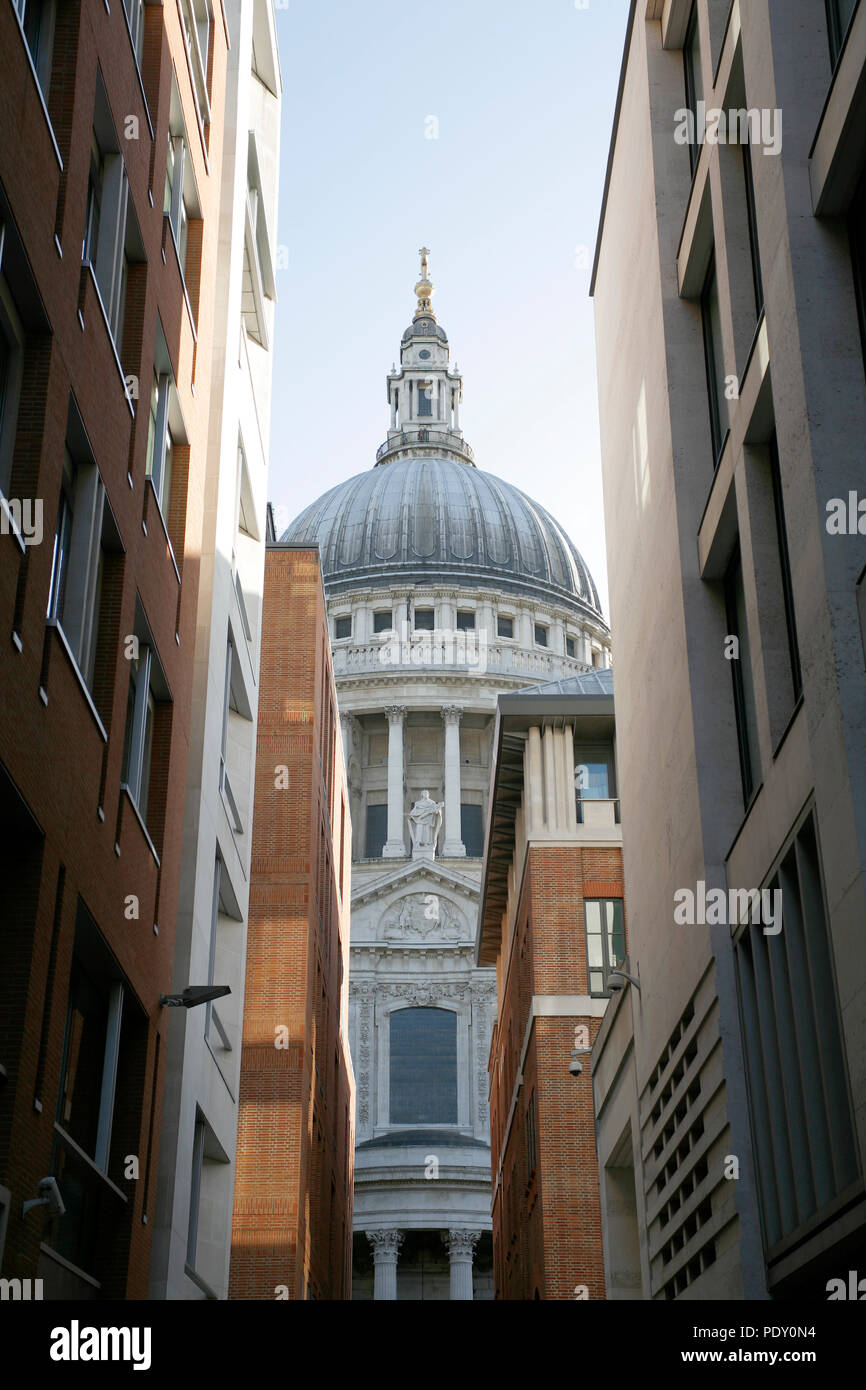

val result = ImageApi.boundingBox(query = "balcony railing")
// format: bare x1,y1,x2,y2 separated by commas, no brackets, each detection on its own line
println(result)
375,428,474,464
332,636,594,680
576,797,621,827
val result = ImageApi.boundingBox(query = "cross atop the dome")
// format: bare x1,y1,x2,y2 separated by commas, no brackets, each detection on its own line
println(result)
414,247,435,319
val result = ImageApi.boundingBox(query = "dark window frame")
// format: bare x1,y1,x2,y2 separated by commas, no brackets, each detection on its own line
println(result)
741,138,764,319
460,803,484,857
724,544,761,807
826,0,859,69
585,898,626,997
769,434,802,706
701,253,728,469
364,802,388,859
683,2,704,178
389,1006,458,1126
848,161,866,383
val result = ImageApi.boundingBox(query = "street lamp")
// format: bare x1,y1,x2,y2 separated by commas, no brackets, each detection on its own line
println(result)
607,968,640,992
159,985,231,1008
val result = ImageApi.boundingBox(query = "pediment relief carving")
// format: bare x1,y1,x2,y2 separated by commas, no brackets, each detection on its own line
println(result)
379,892,466,942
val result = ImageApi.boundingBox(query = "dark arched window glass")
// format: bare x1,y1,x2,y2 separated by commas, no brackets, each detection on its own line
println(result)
389,1007,457,1124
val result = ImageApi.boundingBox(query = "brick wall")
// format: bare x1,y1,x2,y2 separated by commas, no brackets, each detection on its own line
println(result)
489,842,625,1300
229,547,355,1300
0,0,227,1297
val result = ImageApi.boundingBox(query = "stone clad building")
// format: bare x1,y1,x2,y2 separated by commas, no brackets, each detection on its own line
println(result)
590,0,866,1299
281,252,611,1299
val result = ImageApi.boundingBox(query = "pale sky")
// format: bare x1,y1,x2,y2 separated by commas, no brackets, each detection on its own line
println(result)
268,0,631,621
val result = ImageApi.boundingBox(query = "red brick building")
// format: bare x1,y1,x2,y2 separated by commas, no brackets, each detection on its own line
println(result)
477,671,625,1300
0,0,228,1296
229,534,355,1300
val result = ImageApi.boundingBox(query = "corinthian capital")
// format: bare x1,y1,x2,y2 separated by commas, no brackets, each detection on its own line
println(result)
384,705,407,726
441,705,463,726
367,1229,405,1259
445,1229,482,1258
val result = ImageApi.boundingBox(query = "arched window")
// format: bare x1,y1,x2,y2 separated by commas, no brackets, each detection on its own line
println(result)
389,1007,457,1125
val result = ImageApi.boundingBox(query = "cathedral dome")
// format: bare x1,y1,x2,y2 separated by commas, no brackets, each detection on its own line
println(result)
281,453,604,618
281,249,607,627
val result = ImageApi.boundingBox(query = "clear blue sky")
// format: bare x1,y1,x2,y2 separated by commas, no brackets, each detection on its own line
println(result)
268,0,631,620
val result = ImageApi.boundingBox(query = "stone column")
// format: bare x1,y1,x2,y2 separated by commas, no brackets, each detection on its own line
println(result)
445,1230,481,1300
339,710,356,767
527,725,544,834
554,727,568,829
382,705,407,857
564,723,578,831
543,724,557,828
441,705,466,857
368,1229,404,1300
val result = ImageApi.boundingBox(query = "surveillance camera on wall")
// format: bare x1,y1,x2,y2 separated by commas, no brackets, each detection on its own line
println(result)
23,1176,65,1218
39,1177,65,1216
608,971,626,991
569,1050,583,1078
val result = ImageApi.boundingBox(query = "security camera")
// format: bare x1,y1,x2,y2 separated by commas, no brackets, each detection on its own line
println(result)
23,1176,65,1218
569,1049,583,1078
39,1177,65,1217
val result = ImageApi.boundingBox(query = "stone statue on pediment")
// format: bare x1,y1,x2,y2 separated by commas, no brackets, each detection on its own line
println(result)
408,789,443,858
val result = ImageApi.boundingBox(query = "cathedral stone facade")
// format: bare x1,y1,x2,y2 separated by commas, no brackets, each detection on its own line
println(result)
282,252,611,1299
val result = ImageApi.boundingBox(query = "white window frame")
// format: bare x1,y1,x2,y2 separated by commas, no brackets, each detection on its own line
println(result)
121,0,145,66
145,369,173,516
124,644,154,810
47,444,108,693
14,0,56,99
180,0,212,128
164,80,201,288
84,79,141,348
121,615,168,835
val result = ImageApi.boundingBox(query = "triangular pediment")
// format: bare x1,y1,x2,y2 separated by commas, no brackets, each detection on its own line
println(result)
351,858,479,909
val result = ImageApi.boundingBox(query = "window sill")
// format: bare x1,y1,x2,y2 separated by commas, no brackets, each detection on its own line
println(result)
163,214,198,341
145,476,181,583
119,7,155,141
0,492,27,555
53,1122,129,1204
46,619,108,742
39,1242,102,1291
771,692,805,762
80,261,135,417
176,0,213,168
738,309,767,393
711,428,731,478
10,7,63,170
119,783,161,867
712,0,737,86
724,777,765,866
